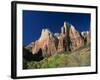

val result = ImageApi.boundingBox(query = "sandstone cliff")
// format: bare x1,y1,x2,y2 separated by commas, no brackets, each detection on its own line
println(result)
25,21,90,57
31,29,58,56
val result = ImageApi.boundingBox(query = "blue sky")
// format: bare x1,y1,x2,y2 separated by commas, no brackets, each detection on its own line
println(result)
23,10,90,46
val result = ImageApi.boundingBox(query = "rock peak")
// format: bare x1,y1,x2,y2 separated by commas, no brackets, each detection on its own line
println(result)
64,21,70,27
41,28,51,34
26,21,90,57
61,21,70,34
64,21,67,27
70,25,76,30
39,28,52,41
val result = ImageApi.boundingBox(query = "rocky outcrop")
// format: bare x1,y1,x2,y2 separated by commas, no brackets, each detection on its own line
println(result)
57,22,70,52
31,29,58,57
81,31,91,45
58,22,84,52
25,21,90,57
25,42,35,52
69,25,84,50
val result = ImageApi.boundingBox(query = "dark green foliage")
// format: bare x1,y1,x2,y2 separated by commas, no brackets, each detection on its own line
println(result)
23,59,28,69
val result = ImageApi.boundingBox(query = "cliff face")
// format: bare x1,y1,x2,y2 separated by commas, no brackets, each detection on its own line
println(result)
25,21,90,57
69,25,84,50
30,29,58,56
57,22,85,51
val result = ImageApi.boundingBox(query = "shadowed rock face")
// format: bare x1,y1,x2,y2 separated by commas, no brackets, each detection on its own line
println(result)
58,22,70,52
25,21,90,57
23,47,44,61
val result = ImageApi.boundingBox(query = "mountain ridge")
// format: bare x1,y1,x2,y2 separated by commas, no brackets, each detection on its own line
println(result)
25,21,90,57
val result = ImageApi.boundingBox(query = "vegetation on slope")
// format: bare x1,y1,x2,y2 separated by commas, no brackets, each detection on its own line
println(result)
23,45,90,69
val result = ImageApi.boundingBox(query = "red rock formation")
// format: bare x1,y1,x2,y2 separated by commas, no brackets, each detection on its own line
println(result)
25,21,90,57
69,25,84,50
57,34,66,52
25,42,35,52
31,29,58,56
57,22,70,52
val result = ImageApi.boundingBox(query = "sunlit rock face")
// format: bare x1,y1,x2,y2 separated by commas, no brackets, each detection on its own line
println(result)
69,25,84,50
31,28,58,56
58,22,84,52
25,21,90,57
